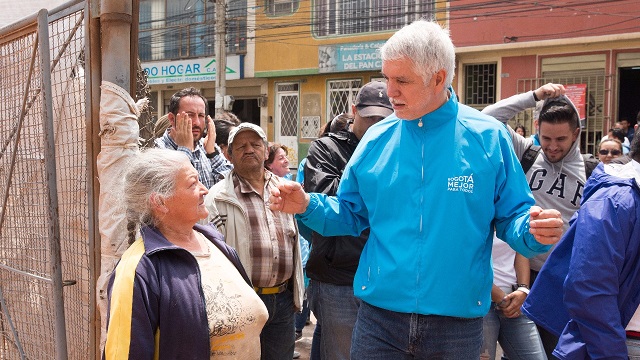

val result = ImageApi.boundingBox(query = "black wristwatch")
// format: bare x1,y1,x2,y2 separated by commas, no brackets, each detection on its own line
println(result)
206,149,219,159
533,91,540,102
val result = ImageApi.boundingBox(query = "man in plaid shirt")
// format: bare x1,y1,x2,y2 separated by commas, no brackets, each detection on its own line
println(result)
155,87,232,189
204,123,305,360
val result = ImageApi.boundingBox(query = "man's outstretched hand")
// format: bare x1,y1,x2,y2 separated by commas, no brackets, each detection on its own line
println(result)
269,181,310,214
529,206,563,245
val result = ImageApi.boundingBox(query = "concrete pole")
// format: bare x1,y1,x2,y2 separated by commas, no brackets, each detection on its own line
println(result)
95,0,133,357
214,0,226,116
100,0,132,89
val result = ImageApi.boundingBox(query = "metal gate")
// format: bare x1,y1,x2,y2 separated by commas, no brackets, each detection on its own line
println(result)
0,1,92,359
515,73,612,156
275,82,300,167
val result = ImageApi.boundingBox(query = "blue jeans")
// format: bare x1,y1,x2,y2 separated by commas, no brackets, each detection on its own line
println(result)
258,289,296,360
310,323,322,360
628,338,640,359
481,303,547,360
351,301,483,359
308,280,361,360
295,299,310,332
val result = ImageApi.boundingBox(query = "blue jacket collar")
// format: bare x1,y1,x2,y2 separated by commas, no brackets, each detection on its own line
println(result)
140,223,220,255
405,87,458,131
582,161,640,204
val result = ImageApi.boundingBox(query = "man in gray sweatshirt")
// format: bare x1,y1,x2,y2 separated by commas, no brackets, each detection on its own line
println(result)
482,83,588,359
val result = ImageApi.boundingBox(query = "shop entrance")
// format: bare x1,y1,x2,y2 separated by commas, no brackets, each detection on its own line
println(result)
618,67,640,126
208,98,260,124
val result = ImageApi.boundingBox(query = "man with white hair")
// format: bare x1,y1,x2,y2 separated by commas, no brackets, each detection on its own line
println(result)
268,20,564,359
304,81,394,360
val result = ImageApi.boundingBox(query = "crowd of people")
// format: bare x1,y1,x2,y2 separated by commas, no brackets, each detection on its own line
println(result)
101,19,639,360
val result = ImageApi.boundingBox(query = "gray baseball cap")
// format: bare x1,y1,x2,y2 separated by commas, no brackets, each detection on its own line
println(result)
355,82,394,118
227,122,267,146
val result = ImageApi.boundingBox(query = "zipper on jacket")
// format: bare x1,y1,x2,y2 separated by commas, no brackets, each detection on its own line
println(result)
420,141,424,233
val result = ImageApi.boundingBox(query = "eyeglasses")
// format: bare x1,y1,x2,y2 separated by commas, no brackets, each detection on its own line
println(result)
599,149,622,156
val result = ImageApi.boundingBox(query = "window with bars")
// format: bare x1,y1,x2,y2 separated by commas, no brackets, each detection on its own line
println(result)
515,72,607,156
138,0,247,61
327,79,362,122
464,63,497,110
301,116,321,139
314,0,434,37
265,0,300,16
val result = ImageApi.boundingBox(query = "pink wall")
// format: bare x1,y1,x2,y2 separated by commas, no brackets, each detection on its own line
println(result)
449,1,639,47
500,56,538,98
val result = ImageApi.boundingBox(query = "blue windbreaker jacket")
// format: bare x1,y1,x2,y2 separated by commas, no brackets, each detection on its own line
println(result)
522,161,640,359
297,89,551,318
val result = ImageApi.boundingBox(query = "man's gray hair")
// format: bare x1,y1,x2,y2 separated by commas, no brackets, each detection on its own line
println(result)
380,20,456,88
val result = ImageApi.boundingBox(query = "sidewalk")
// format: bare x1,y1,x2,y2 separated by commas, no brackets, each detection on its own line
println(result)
294,314,316,360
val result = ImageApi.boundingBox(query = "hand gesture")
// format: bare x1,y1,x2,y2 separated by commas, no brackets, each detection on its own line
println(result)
529,206,563,245
203,115,217,155
268,181,310,214
534,83,565,101
171,112,195,151
501,290,527,318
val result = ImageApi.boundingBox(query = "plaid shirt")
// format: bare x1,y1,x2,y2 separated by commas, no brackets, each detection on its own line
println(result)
155,130,233,189
233,171,297,287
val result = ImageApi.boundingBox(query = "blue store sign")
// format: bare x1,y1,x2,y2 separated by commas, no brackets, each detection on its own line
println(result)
318,41,386,73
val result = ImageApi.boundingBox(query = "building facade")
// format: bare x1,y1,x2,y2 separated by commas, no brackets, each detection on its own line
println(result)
451,0,640,156
254,0,438,165
139,0,264,127
139,0,640,166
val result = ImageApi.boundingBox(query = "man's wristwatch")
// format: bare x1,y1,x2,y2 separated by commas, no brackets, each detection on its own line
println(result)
515,283,530,295
206,149,219,159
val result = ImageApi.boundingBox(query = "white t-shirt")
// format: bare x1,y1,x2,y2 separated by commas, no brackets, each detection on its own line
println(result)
491,233,517,288
192,233,268,359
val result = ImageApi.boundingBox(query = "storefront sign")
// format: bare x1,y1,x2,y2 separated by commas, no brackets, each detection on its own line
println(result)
565,84,587,121
318,41,386,73
142,56,241,85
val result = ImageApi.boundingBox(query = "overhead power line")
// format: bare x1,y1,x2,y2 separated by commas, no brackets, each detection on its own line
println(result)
137,0,640,55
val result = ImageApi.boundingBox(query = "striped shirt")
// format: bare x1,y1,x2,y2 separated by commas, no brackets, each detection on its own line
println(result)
233,171,297,287
155,130,233,189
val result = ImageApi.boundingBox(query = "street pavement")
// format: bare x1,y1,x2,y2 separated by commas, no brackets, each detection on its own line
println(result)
294,314,316,360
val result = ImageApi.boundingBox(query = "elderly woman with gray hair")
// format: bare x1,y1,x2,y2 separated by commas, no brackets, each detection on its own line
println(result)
103,148,267,359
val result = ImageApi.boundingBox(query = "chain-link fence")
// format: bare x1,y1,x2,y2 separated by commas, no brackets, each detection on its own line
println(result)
0,1,91,358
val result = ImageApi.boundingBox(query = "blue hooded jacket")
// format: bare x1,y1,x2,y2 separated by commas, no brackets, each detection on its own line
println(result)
297,89,551,318
522,161,640,359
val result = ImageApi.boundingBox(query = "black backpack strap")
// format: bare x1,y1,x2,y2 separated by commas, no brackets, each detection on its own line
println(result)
520,144,542,174
582,155,600,179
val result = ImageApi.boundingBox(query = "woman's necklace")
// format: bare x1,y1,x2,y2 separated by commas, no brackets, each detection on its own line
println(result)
192,231,211,257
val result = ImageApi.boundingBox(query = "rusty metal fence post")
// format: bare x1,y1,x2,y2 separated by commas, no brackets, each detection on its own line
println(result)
37,8,69,360
0,1,93,358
